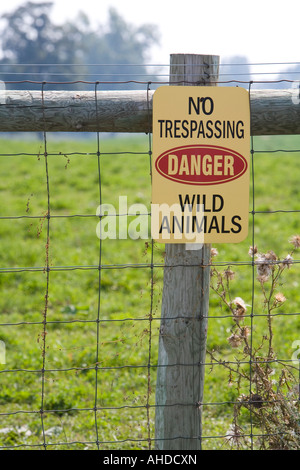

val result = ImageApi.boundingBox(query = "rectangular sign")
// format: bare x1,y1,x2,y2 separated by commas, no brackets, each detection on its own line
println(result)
151,86,250,244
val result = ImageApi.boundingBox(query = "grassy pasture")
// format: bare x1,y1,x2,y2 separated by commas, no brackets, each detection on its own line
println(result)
0,134,299,449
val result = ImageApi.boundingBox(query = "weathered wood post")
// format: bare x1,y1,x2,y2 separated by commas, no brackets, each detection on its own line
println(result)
155,53,219,450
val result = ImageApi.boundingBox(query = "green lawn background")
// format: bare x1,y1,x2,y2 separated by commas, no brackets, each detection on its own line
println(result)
0,134,299,449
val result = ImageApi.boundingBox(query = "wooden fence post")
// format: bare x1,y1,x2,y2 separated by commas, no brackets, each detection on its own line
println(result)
154,53,220,450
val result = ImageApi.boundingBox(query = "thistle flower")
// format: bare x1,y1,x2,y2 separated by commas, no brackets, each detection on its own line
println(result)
248,245,258,257
223,268,235,281
234,297,246,308
257,273,271,284
274,292,286,303
232,297,247,322
240,326,251,338
266,250,278,261
255,253,271,275
255,252,276,282
282,254,293,269
289,235,300,249
228,333,242,348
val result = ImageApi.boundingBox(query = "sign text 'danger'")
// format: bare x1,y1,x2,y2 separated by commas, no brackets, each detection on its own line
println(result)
155,145,247,185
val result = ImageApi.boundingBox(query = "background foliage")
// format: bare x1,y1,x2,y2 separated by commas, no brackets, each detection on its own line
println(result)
0,1,160,88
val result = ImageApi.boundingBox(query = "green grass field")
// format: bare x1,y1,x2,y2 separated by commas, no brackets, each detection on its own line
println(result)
0,134,299,449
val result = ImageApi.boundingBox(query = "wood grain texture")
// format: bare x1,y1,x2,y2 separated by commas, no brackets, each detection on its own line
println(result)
0,88,299,135
250,89,300,135
0,90,152,133
154,54,219,451
155,245,211,450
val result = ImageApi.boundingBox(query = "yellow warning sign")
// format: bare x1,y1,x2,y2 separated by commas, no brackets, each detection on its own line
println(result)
151,86,250,244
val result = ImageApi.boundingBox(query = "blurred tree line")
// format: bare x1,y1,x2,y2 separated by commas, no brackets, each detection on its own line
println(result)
0,2,298,91
0,1,160,89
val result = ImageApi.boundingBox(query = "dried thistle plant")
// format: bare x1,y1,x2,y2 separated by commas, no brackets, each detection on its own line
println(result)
208,236,300,450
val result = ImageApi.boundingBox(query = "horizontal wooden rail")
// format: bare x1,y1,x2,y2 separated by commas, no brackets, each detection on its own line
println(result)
0,89,299,135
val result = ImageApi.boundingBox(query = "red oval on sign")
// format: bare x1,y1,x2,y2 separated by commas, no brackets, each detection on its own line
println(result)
155,145,248,185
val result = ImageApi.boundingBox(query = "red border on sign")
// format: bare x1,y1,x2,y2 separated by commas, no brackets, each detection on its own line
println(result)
155,144,248,185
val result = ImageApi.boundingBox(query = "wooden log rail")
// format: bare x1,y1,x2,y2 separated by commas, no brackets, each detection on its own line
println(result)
0,89,299,135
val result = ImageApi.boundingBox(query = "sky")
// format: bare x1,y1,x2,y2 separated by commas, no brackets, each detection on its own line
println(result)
0,0,299,73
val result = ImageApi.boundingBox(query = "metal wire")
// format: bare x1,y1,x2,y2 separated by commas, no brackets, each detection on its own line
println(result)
0,70,299,450
0,60,299,85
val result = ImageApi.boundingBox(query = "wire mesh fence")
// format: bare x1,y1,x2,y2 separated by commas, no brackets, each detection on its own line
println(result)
0,62,299,450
